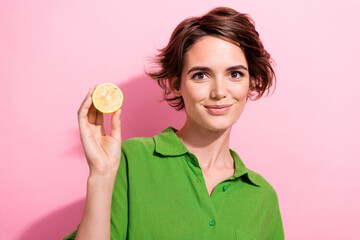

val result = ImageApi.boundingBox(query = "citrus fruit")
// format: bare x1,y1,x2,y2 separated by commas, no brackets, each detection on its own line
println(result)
92,83,123,113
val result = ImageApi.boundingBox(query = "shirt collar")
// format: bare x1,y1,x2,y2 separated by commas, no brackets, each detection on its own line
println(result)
228,149,260,187
153,126,260,187
154,126,188,156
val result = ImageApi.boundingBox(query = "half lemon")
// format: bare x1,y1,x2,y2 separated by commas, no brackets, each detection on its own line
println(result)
92,83,123,113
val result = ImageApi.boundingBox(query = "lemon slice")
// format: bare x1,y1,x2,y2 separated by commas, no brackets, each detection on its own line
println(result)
92,83,123,113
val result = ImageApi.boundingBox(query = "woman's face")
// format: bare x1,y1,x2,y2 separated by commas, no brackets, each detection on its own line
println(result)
172,36,252,132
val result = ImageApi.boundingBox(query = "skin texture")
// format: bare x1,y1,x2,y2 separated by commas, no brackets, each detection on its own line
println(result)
172,36,252,132
171,36,254,195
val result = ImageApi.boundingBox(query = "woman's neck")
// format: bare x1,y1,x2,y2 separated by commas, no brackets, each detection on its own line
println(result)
175,119,234,170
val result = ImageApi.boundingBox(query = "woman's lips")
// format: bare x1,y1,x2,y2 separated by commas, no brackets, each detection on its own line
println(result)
204,104,233,115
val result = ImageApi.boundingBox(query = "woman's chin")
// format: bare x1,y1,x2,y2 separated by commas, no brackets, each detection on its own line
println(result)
197,120,235,132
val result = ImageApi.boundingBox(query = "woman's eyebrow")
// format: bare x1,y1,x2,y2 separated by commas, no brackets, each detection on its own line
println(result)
187,65,248,74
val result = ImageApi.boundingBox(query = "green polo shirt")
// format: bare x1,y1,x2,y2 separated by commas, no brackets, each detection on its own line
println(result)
64,126,284,240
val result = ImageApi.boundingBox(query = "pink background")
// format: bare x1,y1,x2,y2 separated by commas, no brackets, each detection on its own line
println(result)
1,0,360,239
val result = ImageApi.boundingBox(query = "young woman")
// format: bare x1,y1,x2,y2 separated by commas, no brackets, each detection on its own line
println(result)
64,6,284,240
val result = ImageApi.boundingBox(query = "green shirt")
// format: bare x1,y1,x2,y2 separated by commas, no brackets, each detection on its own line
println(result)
64,126,284,240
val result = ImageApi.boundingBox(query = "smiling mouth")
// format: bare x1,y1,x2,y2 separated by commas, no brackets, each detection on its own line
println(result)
204,104,233,115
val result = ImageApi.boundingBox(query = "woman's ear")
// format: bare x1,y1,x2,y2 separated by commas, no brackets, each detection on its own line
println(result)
248,78,256,93
169,77,181,97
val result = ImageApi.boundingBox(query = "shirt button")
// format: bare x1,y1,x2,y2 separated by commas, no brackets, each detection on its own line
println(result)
209,220,216,226
223,185,228,191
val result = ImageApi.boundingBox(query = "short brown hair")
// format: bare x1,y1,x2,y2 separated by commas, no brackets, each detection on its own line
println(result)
146,6,276,111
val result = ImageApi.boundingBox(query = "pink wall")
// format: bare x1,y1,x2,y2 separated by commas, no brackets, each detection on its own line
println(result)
1,0,359,239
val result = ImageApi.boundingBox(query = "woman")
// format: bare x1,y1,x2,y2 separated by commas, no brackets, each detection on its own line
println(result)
64,6,284,240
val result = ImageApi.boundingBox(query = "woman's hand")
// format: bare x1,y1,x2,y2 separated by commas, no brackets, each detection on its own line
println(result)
77,87,122,176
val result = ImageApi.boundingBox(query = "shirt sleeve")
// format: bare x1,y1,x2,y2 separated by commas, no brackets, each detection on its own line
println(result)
62,149,129,240
62,225,79,240
266,191,285,240
110,149,129,239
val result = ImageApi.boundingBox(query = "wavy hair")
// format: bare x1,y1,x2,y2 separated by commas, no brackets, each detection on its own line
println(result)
146,6,276,110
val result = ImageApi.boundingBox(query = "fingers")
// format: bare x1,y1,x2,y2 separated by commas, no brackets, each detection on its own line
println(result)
95,107,103,125
95,108,105,135
88,104,97,124
88,85,100,124
78,88,94,129
78,86,119,140
110,109,122,141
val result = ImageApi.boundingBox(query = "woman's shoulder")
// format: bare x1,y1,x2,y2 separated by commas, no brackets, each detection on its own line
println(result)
121,126,179,155
245,168,280,201
121,136,155,153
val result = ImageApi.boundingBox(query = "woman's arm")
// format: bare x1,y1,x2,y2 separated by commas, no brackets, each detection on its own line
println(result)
74,87,122,240
75,171,117,240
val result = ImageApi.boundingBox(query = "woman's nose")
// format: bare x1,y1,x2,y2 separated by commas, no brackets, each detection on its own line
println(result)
210,79,227,100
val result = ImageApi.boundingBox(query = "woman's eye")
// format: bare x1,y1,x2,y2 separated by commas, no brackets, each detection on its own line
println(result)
192,72,208,80
230,71,244,79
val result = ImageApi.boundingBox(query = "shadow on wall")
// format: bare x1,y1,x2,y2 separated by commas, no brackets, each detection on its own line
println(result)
18,199,85,240
20,74,185,239
115,74,186,140
65,73,186,160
